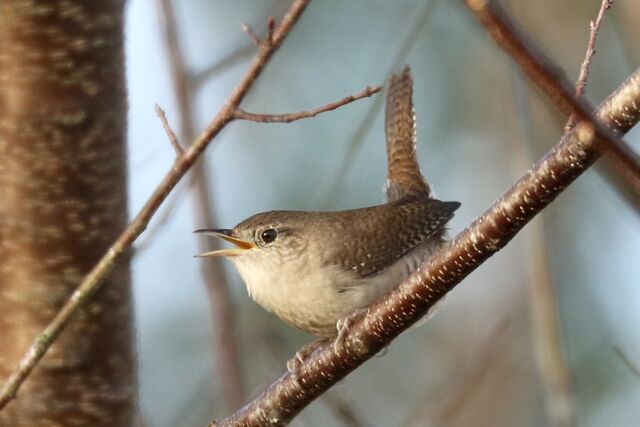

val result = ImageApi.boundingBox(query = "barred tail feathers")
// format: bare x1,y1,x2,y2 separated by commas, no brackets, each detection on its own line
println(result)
384,66,430,201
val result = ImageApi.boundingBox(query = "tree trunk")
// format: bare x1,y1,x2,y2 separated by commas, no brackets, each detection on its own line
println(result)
0,1,135,425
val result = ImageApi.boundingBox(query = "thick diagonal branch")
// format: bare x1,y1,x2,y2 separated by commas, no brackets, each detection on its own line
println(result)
212,66,640,427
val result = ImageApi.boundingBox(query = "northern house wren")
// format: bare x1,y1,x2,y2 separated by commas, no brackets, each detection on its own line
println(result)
197,67,459,338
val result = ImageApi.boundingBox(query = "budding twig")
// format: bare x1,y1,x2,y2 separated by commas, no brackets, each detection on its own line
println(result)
233,85,382,123
241,22,262,46
566,0,614,132
266,17,276,46
155,103,184,156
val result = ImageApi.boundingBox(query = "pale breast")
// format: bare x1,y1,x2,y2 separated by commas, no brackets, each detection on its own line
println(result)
232,238,443,337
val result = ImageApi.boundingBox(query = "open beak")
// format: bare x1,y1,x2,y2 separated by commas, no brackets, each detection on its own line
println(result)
194,229,255,257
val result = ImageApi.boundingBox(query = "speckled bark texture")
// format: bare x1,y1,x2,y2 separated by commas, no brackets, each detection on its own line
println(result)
0,1,135,425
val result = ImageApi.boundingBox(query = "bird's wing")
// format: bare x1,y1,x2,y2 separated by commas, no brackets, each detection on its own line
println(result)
384,66,430,201
326,197,460,279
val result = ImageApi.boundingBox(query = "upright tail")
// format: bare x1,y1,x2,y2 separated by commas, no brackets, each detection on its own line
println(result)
384,66,430,201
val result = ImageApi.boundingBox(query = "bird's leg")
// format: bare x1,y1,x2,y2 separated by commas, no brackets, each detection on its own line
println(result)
286,338,330,376
334,307,368,353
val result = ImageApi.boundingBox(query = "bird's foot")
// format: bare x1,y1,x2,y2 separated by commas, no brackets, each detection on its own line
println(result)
334,307,368,353
286,339,329,377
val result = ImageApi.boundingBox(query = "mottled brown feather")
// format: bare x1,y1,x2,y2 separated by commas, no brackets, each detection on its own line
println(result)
385,66,430,201
235,196,460,279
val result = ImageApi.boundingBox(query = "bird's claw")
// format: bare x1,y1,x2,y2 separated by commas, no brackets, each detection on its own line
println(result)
286,339,328,378
334,307,367,353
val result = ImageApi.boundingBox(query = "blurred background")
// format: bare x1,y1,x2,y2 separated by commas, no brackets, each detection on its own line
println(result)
126,1,640,426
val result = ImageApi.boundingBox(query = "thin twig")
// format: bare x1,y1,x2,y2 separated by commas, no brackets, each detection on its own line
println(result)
155,103,184,156
241,22,262,46
564,0,640,214
266,17,276,46
463,0,640,196
565,0,614,132
233,85,382,123
156,0,245,408
211,66,640,426
0,0,312,410
575,0,614,98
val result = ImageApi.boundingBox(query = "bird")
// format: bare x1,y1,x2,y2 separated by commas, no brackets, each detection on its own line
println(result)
196,66,459,339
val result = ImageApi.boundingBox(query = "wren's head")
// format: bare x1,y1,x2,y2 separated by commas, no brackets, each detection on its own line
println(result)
196,210,309,264
195,210,320,294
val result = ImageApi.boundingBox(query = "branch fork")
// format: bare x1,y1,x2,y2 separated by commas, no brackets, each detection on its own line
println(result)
242,17,276,48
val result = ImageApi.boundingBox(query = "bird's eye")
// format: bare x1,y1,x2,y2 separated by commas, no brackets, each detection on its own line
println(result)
259,228,278,245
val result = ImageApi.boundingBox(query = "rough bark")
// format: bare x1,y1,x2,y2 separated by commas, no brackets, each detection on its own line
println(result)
0,1,135,425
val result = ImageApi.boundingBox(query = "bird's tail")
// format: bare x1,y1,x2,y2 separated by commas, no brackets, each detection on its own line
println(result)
384,66,430,201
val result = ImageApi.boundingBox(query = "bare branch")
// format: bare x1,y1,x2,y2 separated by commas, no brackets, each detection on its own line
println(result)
463,0,640,196
575,0,614,98
233,85,382,123
211,67,640,427
243,17,278,49
266,17,276,46
155,103,184,156
566,0,614,132
0,0,312,411
241,22,262,46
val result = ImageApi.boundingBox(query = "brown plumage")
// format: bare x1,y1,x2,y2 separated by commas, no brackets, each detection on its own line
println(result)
197,66,460,337
233,195,459,280
385,66,430,201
